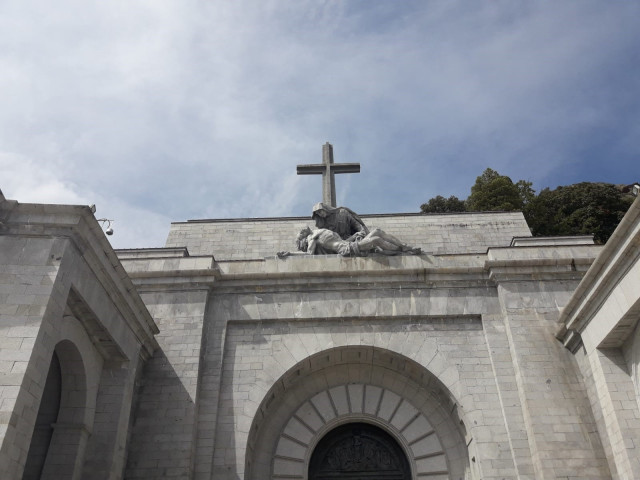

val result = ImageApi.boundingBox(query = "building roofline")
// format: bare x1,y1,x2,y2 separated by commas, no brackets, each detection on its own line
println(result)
173,210,523,225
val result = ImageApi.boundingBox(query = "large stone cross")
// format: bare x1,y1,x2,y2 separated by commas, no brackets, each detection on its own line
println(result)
296,142,360,207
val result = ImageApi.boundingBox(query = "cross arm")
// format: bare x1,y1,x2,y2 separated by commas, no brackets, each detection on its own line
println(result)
331,163,360,174
297,164,325,175
296,163,360,175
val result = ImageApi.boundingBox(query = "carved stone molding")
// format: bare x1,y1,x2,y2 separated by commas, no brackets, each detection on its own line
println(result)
271,384,448,479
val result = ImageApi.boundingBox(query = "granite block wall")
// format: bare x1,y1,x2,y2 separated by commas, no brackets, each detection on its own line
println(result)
165,212,531,259
125,290,209,480
495,280,611,479
121,237,622,480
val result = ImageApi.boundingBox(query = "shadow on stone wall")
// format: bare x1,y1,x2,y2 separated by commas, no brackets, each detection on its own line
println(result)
125,347,196,478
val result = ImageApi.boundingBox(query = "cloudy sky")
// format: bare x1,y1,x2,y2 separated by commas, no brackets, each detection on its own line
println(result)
1,1,639,248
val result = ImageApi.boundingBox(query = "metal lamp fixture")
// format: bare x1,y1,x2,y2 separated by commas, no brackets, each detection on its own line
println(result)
97,218,114,236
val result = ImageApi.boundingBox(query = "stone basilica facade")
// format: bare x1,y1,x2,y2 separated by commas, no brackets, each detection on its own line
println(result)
1,186,640,479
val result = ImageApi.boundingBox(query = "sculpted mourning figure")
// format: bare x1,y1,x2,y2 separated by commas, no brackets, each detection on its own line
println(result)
278,226,421,258
312,202,369,241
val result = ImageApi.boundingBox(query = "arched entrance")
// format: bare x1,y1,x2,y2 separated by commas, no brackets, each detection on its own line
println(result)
309,423,411,480
245,346,471,479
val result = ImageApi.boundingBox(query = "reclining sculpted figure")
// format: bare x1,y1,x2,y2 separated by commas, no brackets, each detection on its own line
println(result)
278,226,421,258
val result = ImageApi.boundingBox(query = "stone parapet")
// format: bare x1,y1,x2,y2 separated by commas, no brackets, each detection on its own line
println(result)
165,211,531,259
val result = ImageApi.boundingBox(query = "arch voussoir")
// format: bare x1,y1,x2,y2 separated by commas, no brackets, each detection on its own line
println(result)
246,346,470,480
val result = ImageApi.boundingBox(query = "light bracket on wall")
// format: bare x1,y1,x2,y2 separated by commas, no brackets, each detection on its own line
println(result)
97,218,114,236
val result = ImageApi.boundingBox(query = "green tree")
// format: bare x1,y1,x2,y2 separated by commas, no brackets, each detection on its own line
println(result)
420,195,466,213
466,168,525,211
420,168,634,244
516,179,536,206
525,183,633,243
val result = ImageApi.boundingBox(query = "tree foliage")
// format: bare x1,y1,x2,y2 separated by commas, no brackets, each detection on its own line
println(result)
515,179,536,206
420,168,634,244
466,168,524,211
420,195,466,213
525,183,634,243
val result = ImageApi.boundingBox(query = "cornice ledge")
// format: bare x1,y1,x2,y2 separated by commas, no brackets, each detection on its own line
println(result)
557,197,640,342
120,254,220,291
120,252,490,288
215,253,486,281
0,201,160,356
485,249,598,283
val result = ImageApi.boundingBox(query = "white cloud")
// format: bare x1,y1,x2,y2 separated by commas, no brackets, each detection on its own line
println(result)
1,0,639,246
0,153,86,205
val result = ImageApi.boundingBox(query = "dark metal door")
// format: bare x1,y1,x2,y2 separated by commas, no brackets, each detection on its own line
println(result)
309,423,411,480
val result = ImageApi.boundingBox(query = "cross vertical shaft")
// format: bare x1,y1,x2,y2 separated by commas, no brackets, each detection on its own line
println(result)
322,142,336,207
296,142,360,207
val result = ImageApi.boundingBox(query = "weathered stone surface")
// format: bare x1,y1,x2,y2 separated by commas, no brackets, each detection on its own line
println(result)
0,200,157,479
3,190,640,480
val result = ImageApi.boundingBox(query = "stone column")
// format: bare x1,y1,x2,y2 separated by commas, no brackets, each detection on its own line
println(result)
40,422,91,480
495,281,610,478
125,289,209,480
575,345,640,478
81,357,143,479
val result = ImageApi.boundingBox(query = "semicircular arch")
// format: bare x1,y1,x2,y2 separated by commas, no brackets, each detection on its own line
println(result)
50,314,104,428
245,346,471,480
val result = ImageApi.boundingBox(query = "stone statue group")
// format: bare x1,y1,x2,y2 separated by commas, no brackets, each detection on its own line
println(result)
278,203,421,258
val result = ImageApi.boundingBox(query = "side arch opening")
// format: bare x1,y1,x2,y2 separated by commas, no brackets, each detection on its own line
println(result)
23,352,62,479
23,340,90,480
